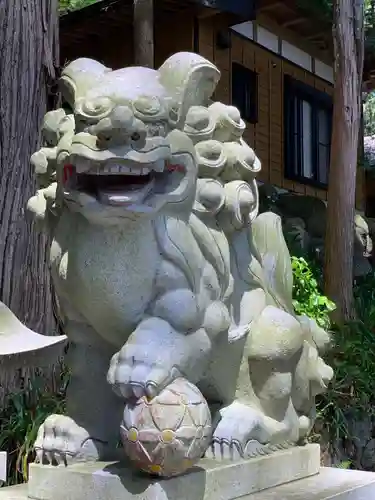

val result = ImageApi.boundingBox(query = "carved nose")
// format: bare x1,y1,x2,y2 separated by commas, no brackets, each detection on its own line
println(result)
110,106,134,130
94,106,136,147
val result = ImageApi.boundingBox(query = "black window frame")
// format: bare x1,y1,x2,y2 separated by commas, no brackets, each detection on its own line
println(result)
231,62,258,124
284,75,333,189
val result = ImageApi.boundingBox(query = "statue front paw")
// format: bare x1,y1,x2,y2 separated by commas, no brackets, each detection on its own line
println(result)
34,415,107,465
107,347,182,400
107,318,212,401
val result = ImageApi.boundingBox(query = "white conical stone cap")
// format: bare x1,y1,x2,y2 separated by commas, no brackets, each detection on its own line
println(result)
0,301,66,356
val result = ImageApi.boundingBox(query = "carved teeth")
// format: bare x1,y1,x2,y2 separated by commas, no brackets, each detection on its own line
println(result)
75,158,92,173
152,160,165,173
117,165,150,175
99,164,151,175
75,160,156,175
120,166,133,174
108,165,121,174
87,165,100,174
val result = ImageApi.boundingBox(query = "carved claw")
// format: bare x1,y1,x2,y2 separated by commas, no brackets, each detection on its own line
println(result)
34,415,106,465
107,348,182,400
205,401,295,461
107,317,211,400
205,438,244,461
205,436,292,461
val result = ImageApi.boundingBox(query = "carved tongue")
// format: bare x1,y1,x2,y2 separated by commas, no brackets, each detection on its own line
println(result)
98,179,154,206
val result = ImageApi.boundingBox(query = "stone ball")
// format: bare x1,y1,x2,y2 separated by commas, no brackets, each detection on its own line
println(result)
120,378,212,477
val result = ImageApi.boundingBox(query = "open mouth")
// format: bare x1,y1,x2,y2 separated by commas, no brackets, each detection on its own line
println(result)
63,156,187,209
63,161,163,207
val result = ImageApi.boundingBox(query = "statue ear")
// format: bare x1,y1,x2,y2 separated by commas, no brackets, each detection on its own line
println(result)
158,52,220,129
60,58,110,110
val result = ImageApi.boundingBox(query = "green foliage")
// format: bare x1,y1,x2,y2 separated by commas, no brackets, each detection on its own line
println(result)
292,257,375,460
330,272,375,414
296,0,332,21
0,365,69,485
291,256,335,329
319,315,375,430
298,0,375,53
298,0,372,24
59,0,99,14
336,460,352,469
364,91,375,137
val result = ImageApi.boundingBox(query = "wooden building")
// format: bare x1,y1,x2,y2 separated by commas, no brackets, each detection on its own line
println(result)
60,0,365,209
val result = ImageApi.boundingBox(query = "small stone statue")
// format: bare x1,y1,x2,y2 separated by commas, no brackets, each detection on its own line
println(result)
26,53,333,476
258,190,373,277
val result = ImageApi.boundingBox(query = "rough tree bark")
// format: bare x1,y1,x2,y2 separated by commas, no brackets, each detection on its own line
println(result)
0,0,59,396
133,0,154,68
324,0,364,322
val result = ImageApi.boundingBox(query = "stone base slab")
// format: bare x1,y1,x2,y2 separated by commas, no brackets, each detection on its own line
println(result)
246,467,375,499
0,485,27,499
28,444,320,500
2,464,375,500
0,452,7,486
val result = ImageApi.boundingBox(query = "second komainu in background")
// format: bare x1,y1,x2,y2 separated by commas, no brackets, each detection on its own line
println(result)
27,52,333,477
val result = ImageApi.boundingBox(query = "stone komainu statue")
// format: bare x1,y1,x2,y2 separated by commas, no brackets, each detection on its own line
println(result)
27,53,333,466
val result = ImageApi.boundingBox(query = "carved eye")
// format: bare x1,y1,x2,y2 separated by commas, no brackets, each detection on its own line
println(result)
131,132,141,142
133,96,162,116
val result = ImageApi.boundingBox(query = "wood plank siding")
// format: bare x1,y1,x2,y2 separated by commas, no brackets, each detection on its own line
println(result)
198,13,364,208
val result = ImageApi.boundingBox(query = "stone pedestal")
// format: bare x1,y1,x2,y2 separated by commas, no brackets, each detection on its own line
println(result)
1,444,375,500
25,445,320,500
0,452,6,486
246,467,375,499
0,484,26,499
27,445,319,500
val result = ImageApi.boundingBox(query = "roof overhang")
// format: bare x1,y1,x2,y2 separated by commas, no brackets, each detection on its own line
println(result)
192,0,257,19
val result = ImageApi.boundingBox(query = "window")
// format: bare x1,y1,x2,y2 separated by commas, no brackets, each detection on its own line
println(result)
232,63,258,124
284,75,333,187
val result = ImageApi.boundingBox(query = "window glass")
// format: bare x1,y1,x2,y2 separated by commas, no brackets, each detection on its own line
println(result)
232,63,258,124
318,108,331,146
284,75,332,187
318,144,330,184
302,100,314,179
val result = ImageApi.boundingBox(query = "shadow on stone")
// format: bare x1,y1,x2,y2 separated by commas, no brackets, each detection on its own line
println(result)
102,461,206,499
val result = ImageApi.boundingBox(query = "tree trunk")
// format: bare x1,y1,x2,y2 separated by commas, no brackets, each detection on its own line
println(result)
324,0,364,322
133,0,154,68
0,0,59,397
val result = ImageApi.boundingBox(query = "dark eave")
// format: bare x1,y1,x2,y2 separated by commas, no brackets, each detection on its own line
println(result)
190,0,257,19
257,0,333,58
59,0,255,67
60,0,256,27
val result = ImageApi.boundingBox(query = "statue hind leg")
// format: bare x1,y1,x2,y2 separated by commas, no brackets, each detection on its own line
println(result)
206,400,298,460
200,285,303,461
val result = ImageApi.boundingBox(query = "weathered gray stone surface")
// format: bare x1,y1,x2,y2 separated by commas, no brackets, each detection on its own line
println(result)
245,467,375,499
0,302,66,364
3,463,375,500
27,445,319,500
0,452,6,486
0,485,27,499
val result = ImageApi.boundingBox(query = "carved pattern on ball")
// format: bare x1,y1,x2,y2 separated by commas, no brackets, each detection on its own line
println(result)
120,378,212,477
